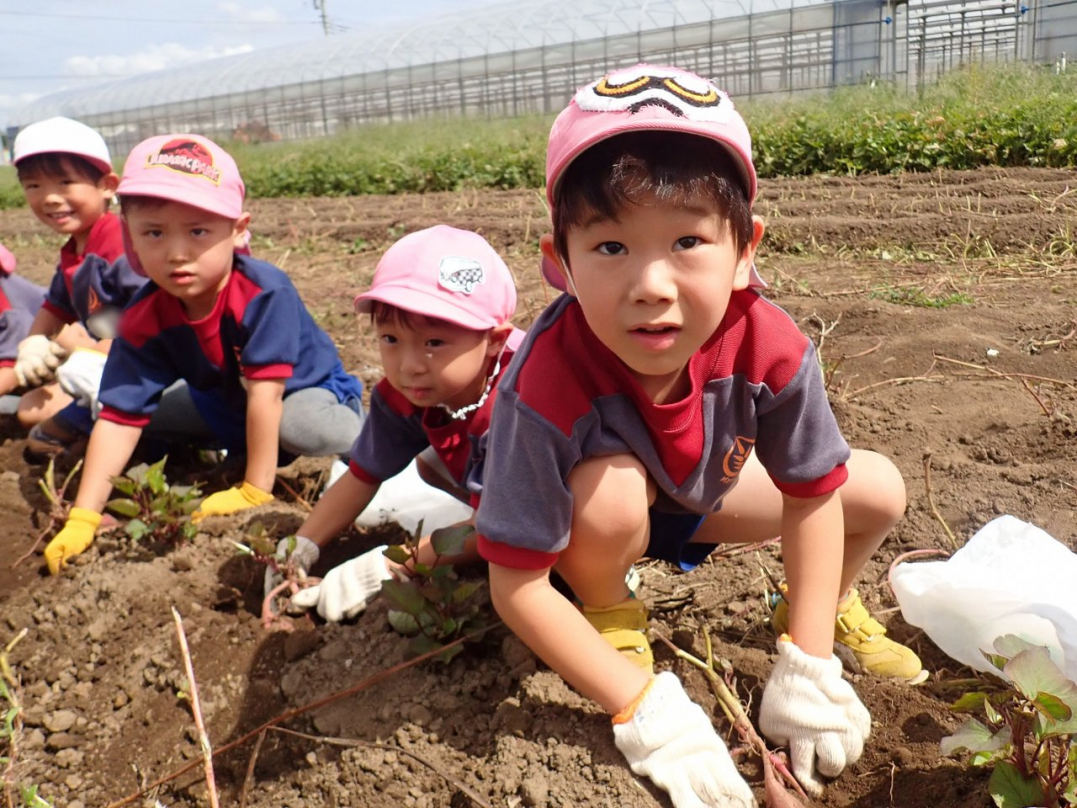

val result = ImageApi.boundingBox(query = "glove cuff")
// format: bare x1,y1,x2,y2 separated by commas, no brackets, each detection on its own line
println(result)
775,636,843,679
613,676,657,725
68,507,103,530
239,481,274,507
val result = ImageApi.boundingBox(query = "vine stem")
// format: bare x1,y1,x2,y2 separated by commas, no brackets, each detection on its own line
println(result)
172,608,219,808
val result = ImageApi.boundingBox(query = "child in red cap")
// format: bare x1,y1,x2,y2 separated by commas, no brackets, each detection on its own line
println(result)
12,117,146,451
269,225,522,623
474,64,920,806
0,243,47,398
43,134,364,575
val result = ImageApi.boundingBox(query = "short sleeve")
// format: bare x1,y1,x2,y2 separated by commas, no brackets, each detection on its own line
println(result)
97,334,180,425
43,271,76,323
239,286,301,379
754,341,850,497
348,382,430,482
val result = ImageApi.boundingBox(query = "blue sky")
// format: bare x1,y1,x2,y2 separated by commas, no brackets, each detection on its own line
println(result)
1,1,493,128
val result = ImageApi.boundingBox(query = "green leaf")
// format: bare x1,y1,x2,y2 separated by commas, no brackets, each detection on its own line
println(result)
988,759,1045,808
125,463,149,486
380,580,426,615
110,478,136,496
126,519,150,541
436,643,464,664
941,717,1005,756
452,580,482,604
388,610,420,636
407,633,442,658
411,562,433,577
951,691,990,713
106,498,142,518
146,464,166,495
430,524,474,557
994,635,1042,659
383,545,411,565
1004,646,1077,734
984,698,1003,725
1032,691,1072,722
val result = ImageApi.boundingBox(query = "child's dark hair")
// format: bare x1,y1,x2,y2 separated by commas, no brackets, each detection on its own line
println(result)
118,195,170,215
551,131,753,265
371,301,484,333
16,152,106,185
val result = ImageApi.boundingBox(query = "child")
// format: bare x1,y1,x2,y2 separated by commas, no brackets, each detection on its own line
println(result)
43,133,364,575
11,116,145,451
474,64,920,806
0,243,47,396
274,225,522,623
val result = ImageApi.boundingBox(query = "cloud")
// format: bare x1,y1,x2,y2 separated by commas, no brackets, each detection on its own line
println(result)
64,43,255,78
218,2,288,23
0,92,42,109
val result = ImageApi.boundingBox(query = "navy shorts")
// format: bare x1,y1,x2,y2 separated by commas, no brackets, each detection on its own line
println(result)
645,509,717,571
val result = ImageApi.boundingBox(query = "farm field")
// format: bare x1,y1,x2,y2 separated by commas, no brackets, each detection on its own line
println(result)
1,165,1076,807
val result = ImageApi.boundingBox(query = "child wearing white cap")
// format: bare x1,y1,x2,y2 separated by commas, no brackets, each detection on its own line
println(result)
12,117,146,452
42,133,364,575
474,63,920,806
268,225,523,623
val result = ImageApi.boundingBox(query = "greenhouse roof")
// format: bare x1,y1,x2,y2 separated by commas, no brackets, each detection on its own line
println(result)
16,0,823,123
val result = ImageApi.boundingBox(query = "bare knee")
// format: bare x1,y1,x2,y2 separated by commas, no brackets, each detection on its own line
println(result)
846,449,906,533
567,454,652,547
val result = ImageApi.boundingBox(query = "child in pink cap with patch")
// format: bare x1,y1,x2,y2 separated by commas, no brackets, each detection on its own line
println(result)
43,134,364,576
269,225,523,623
0,243,47,398
473,64,919,806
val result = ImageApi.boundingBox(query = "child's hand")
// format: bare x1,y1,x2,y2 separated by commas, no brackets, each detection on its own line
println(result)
263,535,320,601
288,545,393,622
759,637,871,797
44,508,102,575
191,482,274,524
14,335,68,387
56,348,108,414
613,672,757,808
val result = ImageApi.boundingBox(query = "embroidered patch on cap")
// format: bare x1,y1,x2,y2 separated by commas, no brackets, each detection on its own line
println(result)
575,65,732,123
438,255,484,294
144,139,222,184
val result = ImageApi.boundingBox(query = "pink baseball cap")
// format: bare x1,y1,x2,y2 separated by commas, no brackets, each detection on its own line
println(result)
541,63,765,291
0,244,15,276
13,117,112,175
117,134,245,220
355,225,516,330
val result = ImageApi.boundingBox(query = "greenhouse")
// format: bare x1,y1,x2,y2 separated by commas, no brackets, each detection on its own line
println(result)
12,0,1074,153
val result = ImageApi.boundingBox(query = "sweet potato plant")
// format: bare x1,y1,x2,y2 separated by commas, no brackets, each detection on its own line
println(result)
942,634,1077,808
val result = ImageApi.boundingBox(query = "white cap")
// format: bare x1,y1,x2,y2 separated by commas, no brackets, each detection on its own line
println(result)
13,117,112,174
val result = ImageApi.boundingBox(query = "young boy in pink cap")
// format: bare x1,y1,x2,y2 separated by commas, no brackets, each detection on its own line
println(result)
12,116,146,451
271,225,523,623
0,243,47,397
43,134,364,575
474,64,921,805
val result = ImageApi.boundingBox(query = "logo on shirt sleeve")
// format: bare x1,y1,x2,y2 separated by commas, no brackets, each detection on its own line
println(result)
720,435,755,483
145,139,222,184
438,256,484,295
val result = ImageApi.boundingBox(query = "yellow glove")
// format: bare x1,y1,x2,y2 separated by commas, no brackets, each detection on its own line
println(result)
44,507,101,575
192,481,274,524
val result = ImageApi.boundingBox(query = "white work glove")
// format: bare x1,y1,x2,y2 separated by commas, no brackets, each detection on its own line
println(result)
14,335,68,387
613,672,757,808
288,544,393,622
263,535,321,602
759,638,872,797
56,348,108,414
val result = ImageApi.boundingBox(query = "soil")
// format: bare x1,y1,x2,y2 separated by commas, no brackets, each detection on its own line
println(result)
2,165,1077,808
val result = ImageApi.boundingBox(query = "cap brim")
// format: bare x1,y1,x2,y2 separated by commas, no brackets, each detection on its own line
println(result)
354,285,495,330
117,178,242,220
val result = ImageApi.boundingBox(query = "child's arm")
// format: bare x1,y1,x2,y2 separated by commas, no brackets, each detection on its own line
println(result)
191,378,284,523
44,419,143,574
489,563,757,808
758,489,872,798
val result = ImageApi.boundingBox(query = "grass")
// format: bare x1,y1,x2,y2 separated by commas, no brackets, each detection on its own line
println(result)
3,62,1077,209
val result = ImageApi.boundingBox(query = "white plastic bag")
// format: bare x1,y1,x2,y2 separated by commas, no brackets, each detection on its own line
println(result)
327,458,474,537
891,515,1077,680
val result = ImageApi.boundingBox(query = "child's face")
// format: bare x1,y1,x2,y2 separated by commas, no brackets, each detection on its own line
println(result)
375,315,501,411
550,196,763,402
19,164,118,252
124,201,250,320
